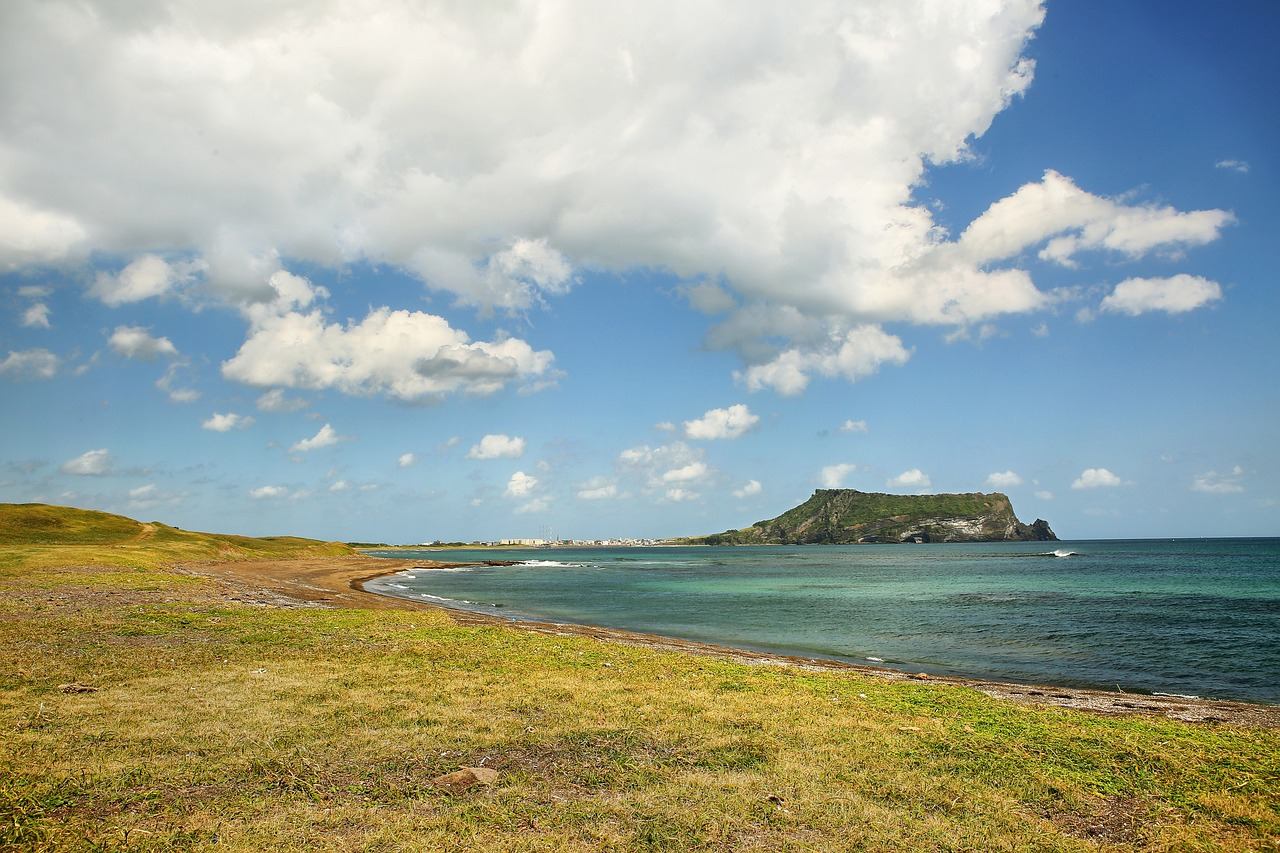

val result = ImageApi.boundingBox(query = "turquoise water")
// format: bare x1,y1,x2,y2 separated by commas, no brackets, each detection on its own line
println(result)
365,539,1280,703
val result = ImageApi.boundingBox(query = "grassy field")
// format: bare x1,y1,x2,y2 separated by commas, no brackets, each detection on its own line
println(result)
1,504,1277,851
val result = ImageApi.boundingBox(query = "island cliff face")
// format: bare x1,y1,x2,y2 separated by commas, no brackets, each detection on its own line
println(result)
692,489,1056,545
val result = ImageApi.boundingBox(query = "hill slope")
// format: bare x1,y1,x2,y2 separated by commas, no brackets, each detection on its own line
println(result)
0,502,353,564
691,489,1056,544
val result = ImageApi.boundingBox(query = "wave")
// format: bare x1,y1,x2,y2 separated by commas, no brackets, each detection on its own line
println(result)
1051,549,1081,557
519,559,590,568
865,656,885,663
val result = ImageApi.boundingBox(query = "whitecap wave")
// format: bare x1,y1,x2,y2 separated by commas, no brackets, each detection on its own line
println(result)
865,656,885,663
520,559,586,568
1051,549,1080,557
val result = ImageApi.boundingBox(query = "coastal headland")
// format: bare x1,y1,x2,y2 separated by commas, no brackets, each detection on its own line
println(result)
2,503,1277,850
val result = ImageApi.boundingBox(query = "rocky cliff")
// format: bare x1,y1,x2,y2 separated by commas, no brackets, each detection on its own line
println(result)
690,489,1056,545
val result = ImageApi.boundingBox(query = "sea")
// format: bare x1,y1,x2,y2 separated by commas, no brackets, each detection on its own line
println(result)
364,539,1280,704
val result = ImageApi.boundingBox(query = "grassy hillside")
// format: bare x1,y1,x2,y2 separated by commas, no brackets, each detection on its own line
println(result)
1,505,1276,850
0,503,352,589
694,490,1052,544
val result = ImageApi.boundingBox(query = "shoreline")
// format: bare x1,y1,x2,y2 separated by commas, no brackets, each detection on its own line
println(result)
186,554,1279,728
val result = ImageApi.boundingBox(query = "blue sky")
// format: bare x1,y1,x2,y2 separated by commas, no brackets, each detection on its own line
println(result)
1,0,1275,541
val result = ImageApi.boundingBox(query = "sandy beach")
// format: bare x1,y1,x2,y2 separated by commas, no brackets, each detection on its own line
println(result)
181,554,1280,729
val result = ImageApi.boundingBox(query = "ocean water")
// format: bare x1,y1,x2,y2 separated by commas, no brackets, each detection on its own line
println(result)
364,539,1280,703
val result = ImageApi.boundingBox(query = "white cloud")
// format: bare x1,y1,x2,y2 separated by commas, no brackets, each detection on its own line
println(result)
1031,322,1049,337
619,441,710,496
1191,466,1245,495
256,388,307,412
89,255,203,306
662,462,709,484
684,404,759,440
329,480,350,492
129,484,156,499
155,362,200,403
440,436,461,450
398,452,416,468
222,272,554,401
0,348,59,380
108,325,179,361
467,434,526,460
654,422,676,433
1071,467,1123,490
733,479,762,498
250,485,288,499
985,470,1023,489
959,170,1232,269
577,477,619,501
21,303,50,329
740,325,911,395
664,488,698,503
60,449,111,476
1215,159,1249,174
202,412,254,432
515,496,552,514
1034,489,1054,500
820,463,857,488
0,195,85,269
888,468,931,491
1099,275,1222,316
17,285,50,298
0,3,1235,392
291,423,340,453
840,419,868,433
506,471,538,498
684,282,737,315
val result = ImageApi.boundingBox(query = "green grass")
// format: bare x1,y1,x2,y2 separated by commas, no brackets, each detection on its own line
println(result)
1,504,1276,850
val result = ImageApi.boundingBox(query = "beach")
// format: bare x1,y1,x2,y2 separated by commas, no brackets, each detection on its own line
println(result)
183,553,1280,728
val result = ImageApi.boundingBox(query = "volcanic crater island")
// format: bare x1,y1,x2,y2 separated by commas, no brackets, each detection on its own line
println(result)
686,489,1057,545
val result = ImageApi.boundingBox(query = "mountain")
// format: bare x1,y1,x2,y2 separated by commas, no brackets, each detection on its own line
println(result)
688,490,1056,545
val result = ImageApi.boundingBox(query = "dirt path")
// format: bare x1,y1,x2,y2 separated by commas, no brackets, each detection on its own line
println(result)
182,555,1280,729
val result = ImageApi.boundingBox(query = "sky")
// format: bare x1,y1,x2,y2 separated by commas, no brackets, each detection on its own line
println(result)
1,0,1276,542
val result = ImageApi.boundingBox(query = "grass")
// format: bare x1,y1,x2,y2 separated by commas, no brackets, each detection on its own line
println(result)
1,504,1277,850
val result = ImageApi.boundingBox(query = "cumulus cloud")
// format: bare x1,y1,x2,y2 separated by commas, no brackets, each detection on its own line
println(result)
1071,467,1123,489
0,2,1235,390
1215,159,1249,174
90,255,204,306
620,441,710,495
506,471,538,498
740,325,911,395
256,388,307,412
61,449,111,476
0,195,85,269
155,362,200,403
820,463,857,488
467,434,526,460
515,496,552,514
0,348,59,380
985,470,1023,488
21,302,50,329
398,452,416,468
840,419,868,433
291,423,340,453
684,404,758,440
202,412,254,432
662,462,709,483
108,326,179,360
1099,275,1222,316
250,485,288,499
733,479,762,498
654,422,676,433
959,170,1232,269
577,477,619,501
222,272,554,401
1034,489,1054,500
329,480,350,492
888,468,931,491
664,488,699,503
1191,466,1245,494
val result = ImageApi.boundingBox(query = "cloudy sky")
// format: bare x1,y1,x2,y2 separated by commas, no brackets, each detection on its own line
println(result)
1,0,1275,541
